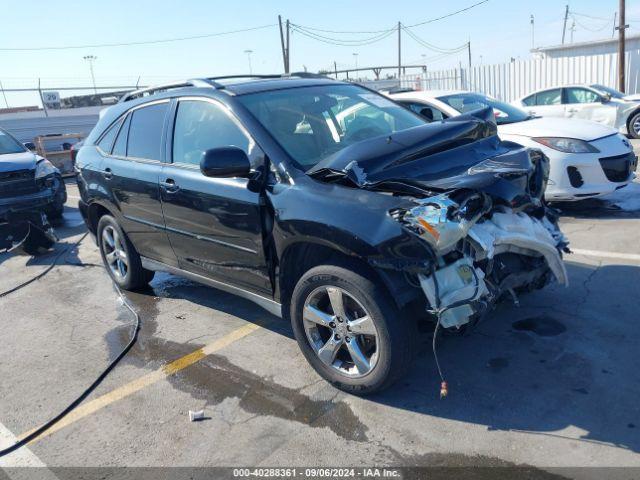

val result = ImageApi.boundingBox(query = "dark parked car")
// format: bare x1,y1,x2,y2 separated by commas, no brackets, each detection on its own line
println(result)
0,127,66,253
76,75,567,394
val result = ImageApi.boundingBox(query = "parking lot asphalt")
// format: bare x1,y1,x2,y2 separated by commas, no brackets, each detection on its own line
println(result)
1,143,639,476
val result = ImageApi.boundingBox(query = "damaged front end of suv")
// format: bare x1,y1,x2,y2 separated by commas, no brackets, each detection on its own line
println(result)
309,107,568,332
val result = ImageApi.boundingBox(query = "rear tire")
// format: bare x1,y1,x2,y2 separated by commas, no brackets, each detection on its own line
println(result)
629,111,640,139
97,215,154,290
290,261,414,395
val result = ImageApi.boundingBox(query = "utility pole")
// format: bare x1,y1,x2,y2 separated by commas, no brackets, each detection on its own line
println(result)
397,22,402,80
278,15,288,73
530,14,535,49
570,20,576,43
334,61,338,79
617,0,628,92
83,55,97,94
561,4,569,44
244,49,253,74
0,80,8,109
467,41,472,69
286,19,290,73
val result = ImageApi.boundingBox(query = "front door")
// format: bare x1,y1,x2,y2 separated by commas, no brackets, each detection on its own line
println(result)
563,87,617,127
160,97,271,296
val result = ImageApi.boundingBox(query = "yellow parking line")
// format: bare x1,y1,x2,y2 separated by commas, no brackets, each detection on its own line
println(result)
18,322,261,444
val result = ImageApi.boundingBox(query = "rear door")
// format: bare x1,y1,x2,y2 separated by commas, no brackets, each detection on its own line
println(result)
524,88,564,118
99,100,176,265
159,96,271,295
563,87,617,127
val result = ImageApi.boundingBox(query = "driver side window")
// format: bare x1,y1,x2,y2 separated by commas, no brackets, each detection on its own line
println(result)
565,88,600,104
172,99,254,167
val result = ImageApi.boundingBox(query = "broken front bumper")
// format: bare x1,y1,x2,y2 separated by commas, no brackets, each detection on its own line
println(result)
0,189,58,255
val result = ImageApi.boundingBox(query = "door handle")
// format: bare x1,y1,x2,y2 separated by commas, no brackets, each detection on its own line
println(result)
103,167,113,180
567,108,578,114
160,178,180,193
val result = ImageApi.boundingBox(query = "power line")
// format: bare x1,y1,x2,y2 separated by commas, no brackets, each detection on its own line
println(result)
291,26,396,47
401,24,469,53
405,0,490,27
291,0,489,35
0,24,276,51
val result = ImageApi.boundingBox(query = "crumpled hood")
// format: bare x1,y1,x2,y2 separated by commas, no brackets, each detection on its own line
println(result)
0,151,38,172
498,116,617,141
309,107,544,205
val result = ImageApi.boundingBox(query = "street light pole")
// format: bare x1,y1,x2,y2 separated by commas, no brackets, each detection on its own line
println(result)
83,55,97,94
244,49,254,75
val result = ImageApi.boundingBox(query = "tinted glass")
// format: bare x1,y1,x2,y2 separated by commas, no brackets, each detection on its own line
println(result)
521,95,535,106
535,89,562,106
126,102,168,160
400,101,446,122
0,129,26,155
97,119,122,153
437,93,531,125
173,100,251,166
112,114,131,157
590,84,624,99
565,87,600,104
238,84,424,170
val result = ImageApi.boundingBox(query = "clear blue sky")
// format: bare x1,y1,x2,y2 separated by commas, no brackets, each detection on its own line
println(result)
0,0,635,105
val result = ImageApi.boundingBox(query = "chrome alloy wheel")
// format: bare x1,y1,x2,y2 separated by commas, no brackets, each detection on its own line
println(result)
303,286,379,377
633,117,640,137
101,225,128,280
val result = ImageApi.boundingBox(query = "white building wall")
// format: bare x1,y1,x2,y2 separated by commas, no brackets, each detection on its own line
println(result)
401,51,639,102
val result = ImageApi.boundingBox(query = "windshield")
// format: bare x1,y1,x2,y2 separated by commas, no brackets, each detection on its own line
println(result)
590,84,624,99
237,84,425,170
0,129,27,155
437,92,531,125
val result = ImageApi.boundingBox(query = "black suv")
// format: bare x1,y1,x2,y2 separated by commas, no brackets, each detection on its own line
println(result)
77,74,566,394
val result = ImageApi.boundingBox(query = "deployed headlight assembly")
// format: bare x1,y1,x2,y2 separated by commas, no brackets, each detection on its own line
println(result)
34,159,58,179
532,137,599,154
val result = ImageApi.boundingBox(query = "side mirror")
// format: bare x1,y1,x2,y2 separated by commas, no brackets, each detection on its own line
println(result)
200,147,251,178
601,93,612,103
24,142,36,151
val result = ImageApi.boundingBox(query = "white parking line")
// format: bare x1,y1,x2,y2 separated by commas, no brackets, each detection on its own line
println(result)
571,248,640,262
66,195,82,200
0,421,58,479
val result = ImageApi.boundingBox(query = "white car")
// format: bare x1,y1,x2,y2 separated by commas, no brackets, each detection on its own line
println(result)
390,90,637,202
512,84,640,139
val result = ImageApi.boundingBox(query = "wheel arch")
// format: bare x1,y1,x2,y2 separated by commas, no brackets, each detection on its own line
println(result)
275,239,421,315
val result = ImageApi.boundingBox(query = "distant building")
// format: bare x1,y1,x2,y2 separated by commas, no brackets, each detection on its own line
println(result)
532,34,640,59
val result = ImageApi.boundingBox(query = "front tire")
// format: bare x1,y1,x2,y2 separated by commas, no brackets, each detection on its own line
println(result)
290,262,414,395
629,111,640,139
97,215,154,290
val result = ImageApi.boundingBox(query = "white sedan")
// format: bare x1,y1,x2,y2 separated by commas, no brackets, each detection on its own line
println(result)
512,84,640,139
390,90,637,202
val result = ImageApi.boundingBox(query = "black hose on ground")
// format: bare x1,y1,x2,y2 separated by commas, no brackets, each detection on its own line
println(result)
0,233,141,457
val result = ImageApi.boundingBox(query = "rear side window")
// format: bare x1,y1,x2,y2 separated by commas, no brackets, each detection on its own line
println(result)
112,114,131,157
126,102,169,161
534,89,561,106
521,95,535,107
172,99,251,166
97,119,122,153
401,102,446,122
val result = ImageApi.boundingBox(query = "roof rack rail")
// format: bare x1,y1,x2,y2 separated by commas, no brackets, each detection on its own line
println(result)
119,78,219,103
119,73,335,102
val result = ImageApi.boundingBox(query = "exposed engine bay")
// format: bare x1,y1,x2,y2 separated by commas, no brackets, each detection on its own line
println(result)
309,107,569,330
